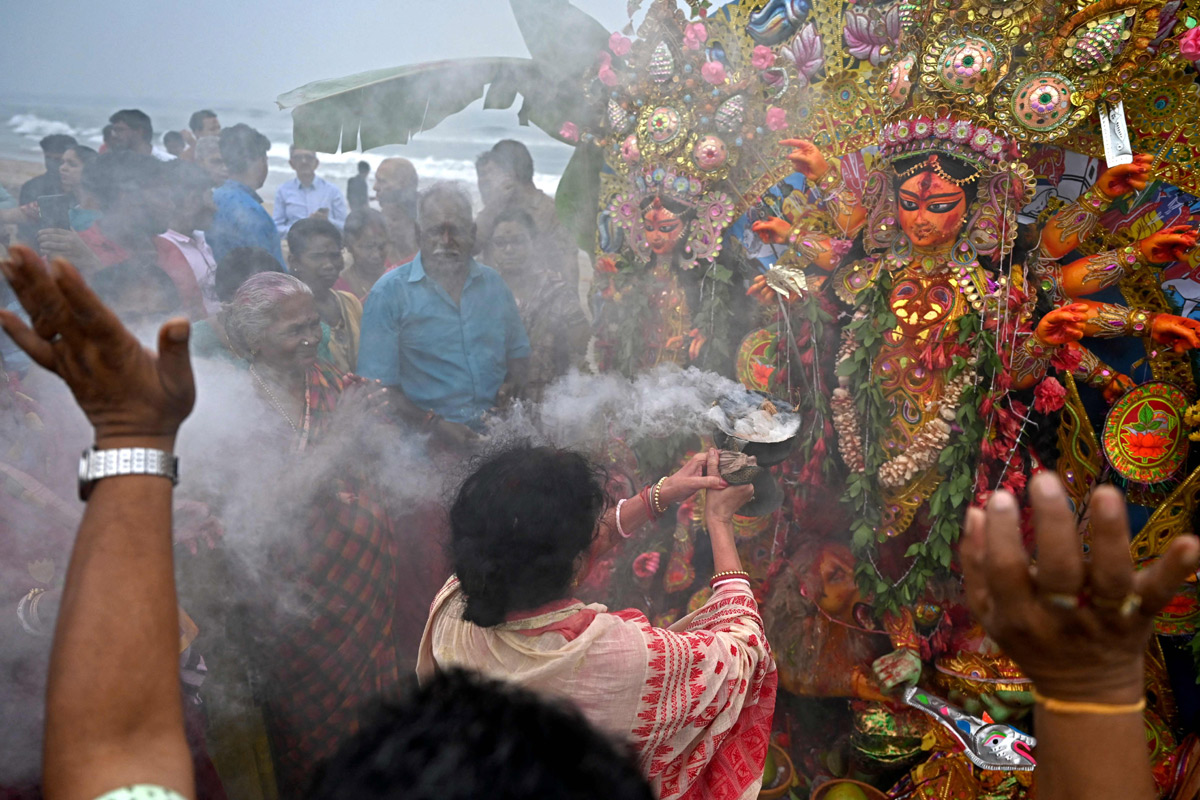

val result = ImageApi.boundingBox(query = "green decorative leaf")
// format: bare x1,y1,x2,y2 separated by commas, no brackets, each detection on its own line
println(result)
1139,404,1155,428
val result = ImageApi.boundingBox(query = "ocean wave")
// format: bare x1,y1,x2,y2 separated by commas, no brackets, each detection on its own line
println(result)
7,113,102,145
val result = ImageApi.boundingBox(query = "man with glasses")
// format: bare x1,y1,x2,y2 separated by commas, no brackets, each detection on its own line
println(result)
273,145,348,234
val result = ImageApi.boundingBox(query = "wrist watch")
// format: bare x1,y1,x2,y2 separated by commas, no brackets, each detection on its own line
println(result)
78,446,179,501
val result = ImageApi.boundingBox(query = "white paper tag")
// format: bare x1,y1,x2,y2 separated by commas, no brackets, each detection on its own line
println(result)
1099,101,1133,168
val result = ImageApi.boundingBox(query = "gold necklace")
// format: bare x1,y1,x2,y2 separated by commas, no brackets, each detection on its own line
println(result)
250,365,300,433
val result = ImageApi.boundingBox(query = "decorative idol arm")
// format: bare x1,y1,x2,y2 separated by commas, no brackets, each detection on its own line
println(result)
1041,155,1153,260
1009,305,1134,402
1057,227,1198,299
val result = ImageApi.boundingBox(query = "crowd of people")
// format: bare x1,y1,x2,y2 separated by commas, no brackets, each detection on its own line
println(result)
0,104,1197,800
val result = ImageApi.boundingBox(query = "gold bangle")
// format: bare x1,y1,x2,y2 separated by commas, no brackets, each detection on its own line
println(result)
1031,688,1146,715
652,477,669,515
710,570,750,583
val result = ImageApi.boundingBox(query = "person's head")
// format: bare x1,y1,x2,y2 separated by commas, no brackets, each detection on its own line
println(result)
194,137,228,186
93,262,181,326
214,247,284,303
188,109,220,137
639,195,693,257
219,124,271,189
475,151,515,208
306,669,653,800
486,208,536,278
162,130,185,157
165,160,216,233
85,151,171,235
375,157,419,215
891,153,978,250
490,139,535,186
287,217,344,293
59,145,98,197
101,124,114,150
289,145,319,185
39,134,77,176
450,443,607,627
108,109,154,154
417,182,475,276
226,272,320,371
344,209,389,273
357,160,370,176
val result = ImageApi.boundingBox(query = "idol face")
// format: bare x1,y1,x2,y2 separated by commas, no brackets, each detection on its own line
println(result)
897,170,968,249
642,200,686,256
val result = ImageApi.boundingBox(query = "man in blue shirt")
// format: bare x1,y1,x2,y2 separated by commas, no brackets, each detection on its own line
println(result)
273,146,349,234
206,124,285,268
358,182,529,446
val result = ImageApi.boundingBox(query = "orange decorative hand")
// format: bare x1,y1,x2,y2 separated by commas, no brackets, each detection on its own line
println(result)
1150,313,1200,353
1096,153,1152,199
751,217,791,244
781,138,829,181
1102,373,1135,404
1136,224,1197,264
688,329,706,361
1035,303,1090,344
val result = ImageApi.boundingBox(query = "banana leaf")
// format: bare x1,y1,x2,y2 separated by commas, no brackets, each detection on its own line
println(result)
277,0,610,152
277,57,538,153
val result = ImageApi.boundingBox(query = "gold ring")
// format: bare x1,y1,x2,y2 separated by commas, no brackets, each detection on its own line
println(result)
1042,592,1081,611
1092,592,1142,618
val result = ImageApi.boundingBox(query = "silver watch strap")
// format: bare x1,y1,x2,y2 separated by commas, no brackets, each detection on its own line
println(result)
79,447,179,501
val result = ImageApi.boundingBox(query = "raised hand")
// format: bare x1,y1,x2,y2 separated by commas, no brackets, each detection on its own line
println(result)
1136,224,1197,263
0,245,194,446
1035,303,1089,344
1101,373,1135,404
1149,313,1200,353
1096,153,1153,199
961,473,1199,705
781,138,829,181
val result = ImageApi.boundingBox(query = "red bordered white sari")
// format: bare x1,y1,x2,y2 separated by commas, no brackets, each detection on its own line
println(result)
417,577,777,800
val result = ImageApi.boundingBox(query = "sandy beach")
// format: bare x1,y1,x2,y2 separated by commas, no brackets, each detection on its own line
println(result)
0,156,45,199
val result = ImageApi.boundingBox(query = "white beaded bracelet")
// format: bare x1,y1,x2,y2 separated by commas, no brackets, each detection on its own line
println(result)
616,497,631,538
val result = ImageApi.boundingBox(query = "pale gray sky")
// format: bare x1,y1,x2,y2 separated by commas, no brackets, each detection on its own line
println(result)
0,0,632,106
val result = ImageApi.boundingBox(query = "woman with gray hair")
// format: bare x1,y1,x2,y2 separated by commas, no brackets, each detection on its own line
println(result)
197,269,402,792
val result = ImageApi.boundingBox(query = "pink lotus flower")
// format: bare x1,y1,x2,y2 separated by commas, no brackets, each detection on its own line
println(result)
1033,377,1067,413
843,4,900,66
559,121,579,142
1181,26,1200,62
701,60,727,85
765,106,787,131
782,22,824,87
751,45,775,70
609,32,632,57
683,22,708,51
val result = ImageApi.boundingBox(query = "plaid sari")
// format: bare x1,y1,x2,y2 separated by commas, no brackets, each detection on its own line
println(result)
258,364,402,794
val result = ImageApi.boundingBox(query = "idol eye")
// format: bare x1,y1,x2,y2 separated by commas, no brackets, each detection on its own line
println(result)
929,200,962,213
899,198,918,211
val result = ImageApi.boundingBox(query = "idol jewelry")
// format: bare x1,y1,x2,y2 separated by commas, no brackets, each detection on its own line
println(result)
1031,688,1146,715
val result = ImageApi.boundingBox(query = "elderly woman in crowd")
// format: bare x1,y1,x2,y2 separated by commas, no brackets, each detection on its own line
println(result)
200,271,401,793
418,444,776,800
286,217,362,374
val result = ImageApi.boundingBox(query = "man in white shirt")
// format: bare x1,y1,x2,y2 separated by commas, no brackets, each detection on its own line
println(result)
273,145,348,234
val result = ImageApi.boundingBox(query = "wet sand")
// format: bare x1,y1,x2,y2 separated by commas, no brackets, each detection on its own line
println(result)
0,156,45,199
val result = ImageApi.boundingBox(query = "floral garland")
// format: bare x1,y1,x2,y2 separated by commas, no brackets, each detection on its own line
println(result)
834,269,999,613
